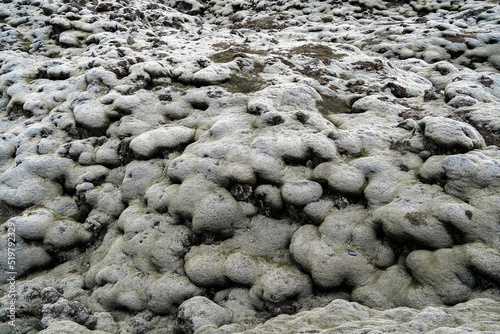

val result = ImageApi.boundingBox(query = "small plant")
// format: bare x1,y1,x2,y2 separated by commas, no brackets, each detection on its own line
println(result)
352,59,384,71
442,34,466,44
231,15,287,30
219,59,266,94
316,94,351,115
389,138,410,155
290,44,346,60
209,45,268,63
222,72,265,94
405,212,427,226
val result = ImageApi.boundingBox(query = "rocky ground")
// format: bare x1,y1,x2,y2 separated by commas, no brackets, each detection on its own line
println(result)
0,0,500,333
